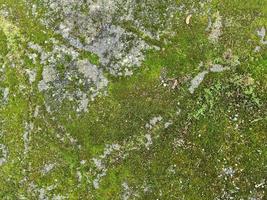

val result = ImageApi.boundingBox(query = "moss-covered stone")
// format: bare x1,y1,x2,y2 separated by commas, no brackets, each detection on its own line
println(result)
0,0,266,199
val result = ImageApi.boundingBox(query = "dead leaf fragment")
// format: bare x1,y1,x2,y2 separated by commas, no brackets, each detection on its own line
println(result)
186,14,192,25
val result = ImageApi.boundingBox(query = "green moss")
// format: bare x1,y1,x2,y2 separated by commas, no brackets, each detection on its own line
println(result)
79,51,100,66
0,28,8,56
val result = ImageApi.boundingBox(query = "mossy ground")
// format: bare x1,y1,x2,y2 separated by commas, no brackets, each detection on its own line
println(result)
0,0,266,199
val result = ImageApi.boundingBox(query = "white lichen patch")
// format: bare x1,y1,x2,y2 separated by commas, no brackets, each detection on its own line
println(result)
189,63,230,94
144,134,153,150
2,87,9,103
76,170,82,183
92,143,121,189
121,182,139,200
33,106,40,118
23,122,34,155
189,71,209,94
209,64,228,72
0,143,8,166
85,25,150,76
145,116,163,129
221,166,235,177
52,194,66,200
76,93,89,113
167,164,177,175
28,39,108,113
28,182,60,200
38,66,57,91
20,0,169,115
208,11,223,43
257,27,267,45
25,69,37,84
173,138,186,149
90,124,167,189
41,163,56,175
77,60,108,90
88,115,168,189
164,120,173,129
40,0,152,77
80,160,86,165
37,80,48,92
